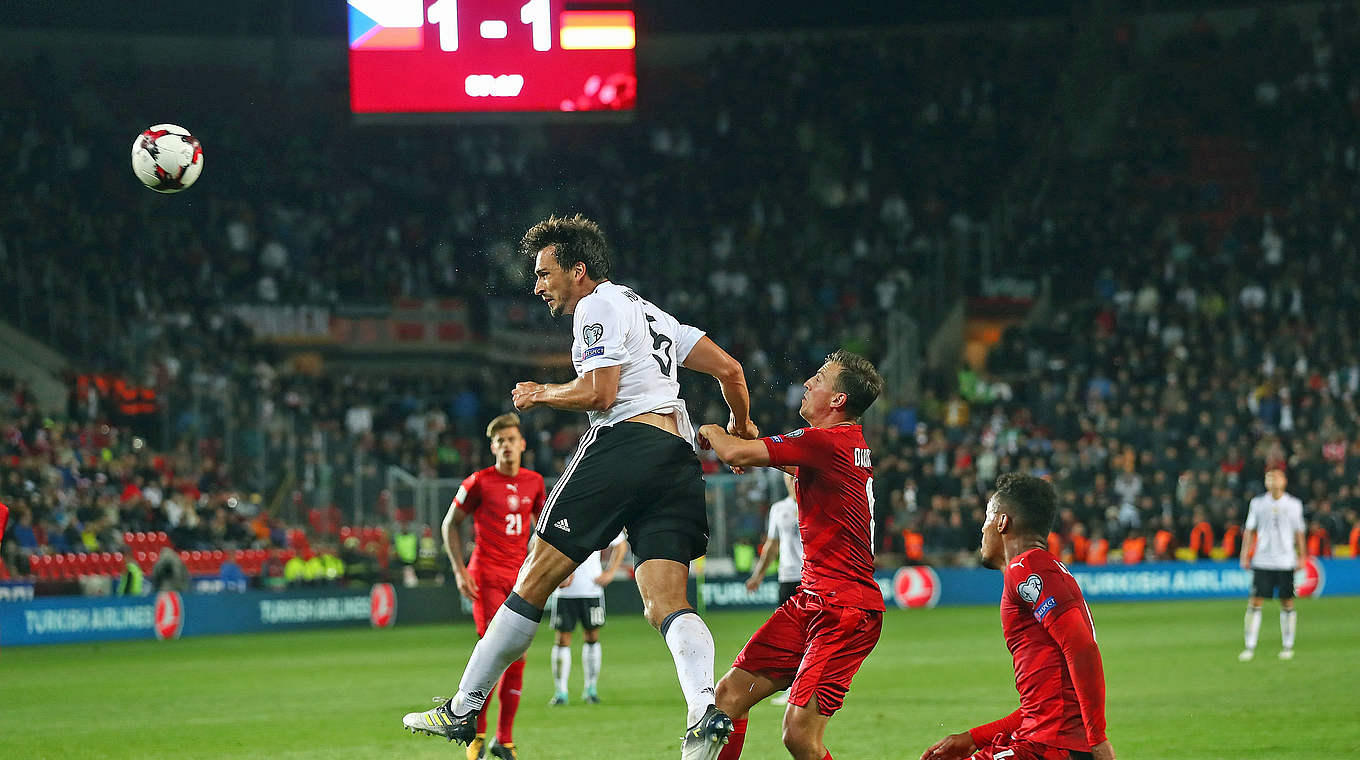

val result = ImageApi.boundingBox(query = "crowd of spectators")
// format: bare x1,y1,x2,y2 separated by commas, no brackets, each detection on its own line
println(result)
5,8,1360,587
875,6,1360,565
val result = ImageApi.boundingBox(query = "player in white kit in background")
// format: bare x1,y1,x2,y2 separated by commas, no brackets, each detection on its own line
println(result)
550,532,629,706
1238,466,1307,662
744,472,803,706
746,471,803,603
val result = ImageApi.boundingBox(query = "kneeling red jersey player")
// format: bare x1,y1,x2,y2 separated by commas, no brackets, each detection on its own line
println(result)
919,474,1116,760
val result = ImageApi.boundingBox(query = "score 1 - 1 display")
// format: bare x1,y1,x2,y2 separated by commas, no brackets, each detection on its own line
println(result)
349,0,636,114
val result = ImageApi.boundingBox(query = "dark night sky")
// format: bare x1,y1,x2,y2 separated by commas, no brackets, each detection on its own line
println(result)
0,1,1304,37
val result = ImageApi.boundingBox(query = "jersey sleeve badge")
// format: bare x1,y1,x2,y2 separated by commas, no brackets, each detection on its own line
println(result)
583,323,603,345
1017,573,1043,604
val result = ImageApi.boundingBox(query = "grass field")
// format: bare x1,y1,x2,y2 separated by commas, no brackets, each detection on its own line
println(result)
5,596,1359,760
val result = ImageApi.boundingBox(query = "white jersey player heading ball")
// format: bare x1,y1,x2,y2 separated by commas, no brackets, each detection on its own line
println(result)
403,214,757,760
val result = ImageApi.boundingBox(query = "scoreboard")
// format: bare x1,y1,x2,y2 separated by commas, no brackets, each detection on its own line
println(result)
348,0,636,115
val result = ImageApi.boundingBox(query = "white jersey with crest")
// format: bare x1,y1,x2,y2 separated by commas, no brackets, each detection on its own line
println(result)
1245,491,1305,570
571,281,706,437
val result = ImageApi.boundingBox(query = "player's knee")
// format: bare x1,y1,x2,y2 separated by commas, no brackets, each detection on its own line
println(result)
780,724,819,758
584,629,600,644
642,599,682,630
713,676,741,715
555,631,571,646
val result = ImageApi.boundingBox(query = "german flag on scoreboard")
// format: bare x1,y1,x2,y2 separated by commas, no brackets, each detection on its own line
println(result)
559,10,636,50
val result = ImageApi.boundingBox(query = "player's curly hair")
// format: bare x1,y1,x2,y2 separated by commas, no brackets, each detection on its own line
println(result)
520,214,612,281
826,349,883,419
993,473,1058,536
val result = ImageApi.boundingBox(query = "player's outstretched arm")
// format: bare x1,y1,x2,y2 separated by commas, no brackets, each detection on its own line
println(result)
1049,607,1111,757
698,424,770,468
918,732,976,760
682,337,756,438
441,504,478,601
512,366,621,412
746,536,779,591
596,540,629,587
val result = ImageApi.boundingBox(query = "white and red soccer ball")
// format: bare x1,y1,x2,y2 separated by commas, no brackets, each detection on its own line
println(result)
131,124,203,193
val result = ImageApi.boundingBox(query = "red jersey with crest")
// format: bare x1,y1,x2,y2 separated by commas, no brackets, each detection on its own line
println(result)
454,467,545,580
762,424,883,611
1000,548,1101,751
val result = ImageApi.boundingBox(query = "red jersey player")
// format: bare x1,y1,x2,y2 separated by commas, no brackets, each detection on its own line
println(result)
698,350,884,760
442,413,546,760
919,473,1116,760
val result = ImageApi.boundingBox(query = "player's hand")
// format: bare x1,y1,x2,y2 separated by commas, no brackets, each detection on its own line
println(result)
727,415,759,440
512,382,545,410
594,572,613,587
454,569,479,601
1239,556,1250,570
918,732,976,760
745,575,762,592
1091,740,1116,760
697,424,724,451
559,574,574,589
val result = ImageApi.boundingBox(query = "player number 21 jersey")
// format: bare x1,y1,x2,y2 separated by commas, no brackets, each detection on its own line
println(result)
571,282,706,432
454,467,546,578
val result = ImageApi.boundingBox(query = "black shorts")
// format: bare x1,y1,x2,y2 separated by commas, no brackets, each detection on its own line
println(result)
552,595,605,631
778,581,800,605
536,422,708,565
1252,568,1295,600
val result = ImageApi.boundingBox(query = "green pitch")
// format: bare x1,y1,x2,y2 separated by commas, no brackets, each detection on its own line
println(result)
5,596,1358,759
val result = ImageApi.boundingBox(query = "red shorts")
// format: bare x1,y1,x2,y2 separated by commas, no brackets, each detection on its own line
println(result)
972,734,1092,760
470,571,517,637
731,591,882,715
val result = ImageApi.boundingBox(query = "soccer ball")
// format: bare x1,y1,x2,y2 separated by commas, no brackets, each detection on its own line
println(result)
131,124,204,193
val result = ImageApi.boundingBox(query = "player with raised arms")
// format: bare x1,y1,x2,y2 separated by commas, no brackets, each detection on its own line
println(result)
696,350,884,760
403,214,757,760
918,473,1115,760
441,413,546,760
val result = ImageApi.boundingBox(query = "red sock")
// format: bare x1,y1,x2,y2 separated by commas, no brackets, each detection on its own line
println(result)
716,717,747,760
496,658,526,744
822,751,833,760
475,682,497,734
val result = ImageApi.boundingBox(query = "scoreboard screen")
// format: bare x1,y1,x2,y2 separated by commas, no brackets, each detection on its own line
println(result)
348,0,636,116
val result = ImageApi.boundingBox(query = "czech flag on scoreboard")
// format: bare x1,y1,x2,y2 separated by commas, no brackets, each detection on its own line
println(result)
349,0,425,51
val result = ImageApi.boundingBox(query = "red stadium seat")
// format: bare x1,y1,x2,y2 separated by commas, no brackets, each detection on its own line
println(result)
155,531,170,548
110,552,125,575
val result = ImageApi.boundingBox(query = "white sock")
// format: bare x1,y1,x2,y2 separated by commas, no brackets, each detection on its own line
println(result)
583,641,602,690
1244,605,1262,650
661,610,716,726
1281,609,1297,649
551,645,571,693
453,596,542,713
